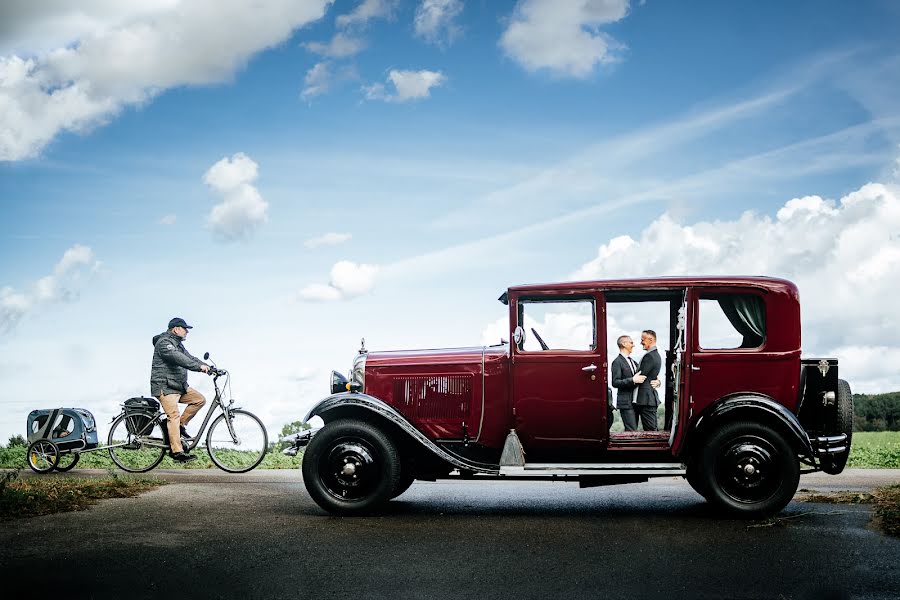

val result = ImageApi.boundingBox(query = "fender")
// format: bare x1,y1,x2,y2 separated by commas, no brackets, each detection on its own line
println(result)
304,392,499,474
692,393,814,459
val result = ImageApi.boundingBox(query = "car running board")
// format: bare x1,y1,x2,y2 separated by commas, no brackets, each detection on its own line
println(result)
498,462,686,477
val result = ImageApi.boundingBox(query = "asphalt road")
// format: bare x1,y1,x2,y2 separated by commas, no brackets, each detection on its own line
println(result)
2,469,898,600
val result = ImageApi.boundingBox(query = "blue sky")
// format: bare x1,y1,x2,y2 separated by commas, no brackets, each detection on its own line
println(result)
2,0,900,443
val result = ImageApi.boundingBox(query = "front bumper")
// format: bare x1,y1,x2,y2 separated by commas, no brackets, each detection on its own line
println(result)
280,428,320,456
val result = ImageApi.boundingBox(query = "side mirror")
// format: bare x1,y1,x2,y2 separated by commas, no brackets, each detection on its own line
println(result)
513,326,526,348
203,352,210,360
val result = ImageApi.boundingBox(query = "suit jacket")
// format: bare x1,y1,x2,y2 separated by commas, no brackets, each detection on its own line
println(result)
635,348,661,406
610,354,639,409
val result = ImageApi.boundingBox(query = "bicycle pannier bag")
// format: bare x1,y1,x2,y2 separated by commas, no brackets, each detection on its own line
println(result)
123,397,160,435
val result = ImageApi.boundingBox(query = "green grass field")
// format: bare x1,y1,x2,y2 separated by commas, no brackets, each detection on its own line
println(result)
1,431,897,471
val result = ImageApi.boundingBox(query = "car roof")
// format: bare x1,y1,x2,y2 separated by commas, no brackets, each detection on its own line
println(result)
505,276,797,296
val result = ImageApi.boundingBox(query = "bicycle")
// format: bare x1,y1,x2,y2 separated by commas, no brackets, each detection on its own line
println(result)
106,354,268,473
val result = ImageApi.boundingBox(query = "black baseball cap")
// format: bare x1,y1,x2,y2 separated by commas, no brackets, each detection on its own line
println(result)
168,317,193,330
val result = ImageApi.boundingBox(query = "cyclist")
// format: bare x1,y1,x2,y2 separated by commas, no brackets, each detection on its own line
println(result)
150,317,210,463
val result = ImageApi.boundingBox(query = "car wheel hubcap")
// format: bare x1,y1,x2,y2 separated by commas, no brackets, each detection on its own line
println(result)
321,440,378,501
716,436,780,504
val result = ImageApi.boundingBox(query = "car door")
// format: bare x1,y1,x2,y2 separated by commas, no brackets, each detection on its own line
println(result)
509,291,607,450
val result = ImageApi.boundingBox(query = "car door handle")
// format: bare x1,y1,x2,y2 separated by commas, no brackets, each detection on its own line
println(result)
691,365,701,371
582,364,597,372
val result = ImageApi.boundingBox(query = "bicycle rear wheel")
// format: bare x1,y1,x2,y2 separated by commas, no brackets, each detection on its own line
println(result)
206,409,267,473
107,413,167,472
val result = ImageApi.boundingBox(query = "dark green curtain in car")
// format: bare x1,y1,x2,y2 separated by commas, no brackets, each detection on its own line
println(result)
716,295,765,348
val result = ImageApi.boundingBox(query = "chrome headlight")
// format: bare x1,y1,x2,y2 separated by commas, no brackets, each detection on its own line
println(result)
331,370,349,394
350,352,366,392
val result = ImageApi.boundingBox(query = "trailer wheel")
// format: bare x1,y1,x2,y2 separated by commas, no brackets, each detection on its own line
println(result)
302,419,401,515
701,421,799,518
27,440,60,474
54,452,80,472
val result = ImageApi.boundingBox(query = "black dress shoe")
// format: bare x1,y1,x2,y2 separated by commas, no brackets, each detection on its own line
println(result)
180,426,193,439
171,452,197,463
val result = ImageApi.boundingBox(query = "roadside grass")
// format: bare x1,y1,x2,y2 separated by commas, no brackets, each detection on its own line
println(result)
847,431,900,468
0,469,164,520
796,484,900,537
0,444,303,470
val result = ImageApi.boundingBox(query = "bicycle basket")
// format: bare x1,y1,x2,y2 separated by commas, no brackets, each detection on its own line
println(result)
123,397,160,435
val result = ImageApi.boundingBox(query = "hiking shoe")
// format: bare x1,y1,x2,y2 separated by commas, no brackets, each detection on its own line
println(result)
171,452,196,463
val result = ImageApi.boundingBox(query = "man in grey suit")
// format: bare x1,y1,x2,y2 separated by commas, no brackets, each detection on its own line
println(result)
634,329,662,431
610,334,644,431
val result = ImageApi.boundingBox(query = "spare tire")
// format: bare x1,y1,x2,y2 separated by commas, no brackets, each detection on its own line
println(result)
822,378,853,474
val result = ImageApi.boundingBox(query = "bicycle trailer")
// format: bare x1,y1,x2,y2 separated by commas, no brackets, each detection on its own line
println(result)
27,408,99,452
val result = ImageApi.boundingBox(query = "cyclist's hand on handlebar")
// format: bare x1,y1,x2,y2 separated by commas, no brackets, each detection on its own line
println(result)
199,364,210,374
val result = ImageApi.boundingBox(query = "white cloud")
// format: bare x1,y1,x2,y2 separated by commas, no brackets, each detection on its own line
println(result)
1,244,99,334
299,283,343,302
570,182,900,391
363,69,446,102
299,260,379,302
335,0,395,28
499,0,630,78
301,61,359,101
203,153,269,241
304,32,366,58
0,0,333,161
159,214,177,226
304,232,352,249
414,0,464,46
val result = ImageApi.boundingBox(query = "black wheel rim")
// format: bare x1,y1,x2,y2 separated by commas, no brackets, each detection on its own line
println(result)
319,438,380,502
715,435,781,504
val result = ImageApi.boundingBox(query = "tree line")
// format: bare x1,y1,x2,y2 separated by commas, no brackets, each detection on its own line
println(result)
853,392,900,431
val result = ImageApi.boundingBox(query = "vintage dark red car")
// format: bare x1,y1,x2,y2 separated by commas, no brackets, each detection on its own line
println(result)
287,276,853,518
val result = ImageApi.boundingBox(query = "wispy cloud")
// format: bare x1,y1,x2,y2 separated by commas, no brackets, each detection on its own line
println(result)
304,232,352,249
1,244,100,334
363,69,446,102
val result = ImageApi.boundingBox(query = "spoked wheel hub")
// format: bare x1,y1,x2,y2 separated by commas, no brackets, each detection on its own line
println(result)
716,436,779,504
322,441,379,501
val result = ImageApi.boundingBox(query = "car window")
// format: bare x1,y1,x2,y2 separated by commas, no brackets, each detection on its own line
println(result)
698,293,766,349
519,299,595,351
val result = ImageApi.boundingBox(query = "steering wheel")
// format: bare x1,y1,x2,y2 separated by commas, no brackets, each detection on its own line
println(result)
531,327,550,351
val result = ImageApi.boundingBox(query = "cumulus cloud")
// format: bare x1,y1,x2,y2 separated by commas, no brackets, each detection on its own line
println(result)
203,152,269,241
1,244,99,334
335,0,396,28
304,232,352,249
299,260,379,302
570,182,900,391
499,0,630,78
362,69,446,102
414,0,464,47
0,0,332,161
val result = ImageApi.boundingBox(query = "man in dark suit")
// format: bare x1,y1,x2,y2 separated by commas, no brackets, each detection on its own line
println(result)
634,329,662,431
610,334,644,431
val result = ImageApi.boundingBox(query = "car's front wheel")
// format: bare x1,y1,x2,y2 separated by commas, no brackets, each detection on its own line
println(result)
700,421,800,519
302,419,400,515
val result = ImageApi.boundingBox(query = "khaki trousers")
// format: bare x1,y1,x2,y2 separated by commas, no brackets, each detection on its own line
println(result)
158,387,206,453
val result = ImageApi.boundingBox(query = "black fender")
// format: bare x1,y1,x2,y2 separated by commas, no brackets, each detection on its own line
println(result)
304,393,498,474
689,394,814,461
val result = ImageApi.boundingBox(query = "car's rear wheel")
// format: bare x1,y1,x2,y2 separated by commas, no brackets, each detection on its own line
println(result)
302,419,400,515
700,421,799,519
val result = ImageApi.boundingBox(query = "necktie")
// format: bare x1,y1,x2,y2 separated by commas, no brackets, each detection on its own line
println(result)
629,357,638,373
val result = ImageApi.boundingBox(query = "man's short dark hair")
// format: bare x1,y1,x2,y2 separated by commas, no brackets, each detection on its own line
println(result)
642,329,657,340
616,335,630,349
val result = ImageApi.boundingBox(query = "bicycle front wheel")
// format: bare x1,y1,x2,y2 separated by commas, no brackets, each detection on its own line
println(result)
108,413,167,472
206,409,268,473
